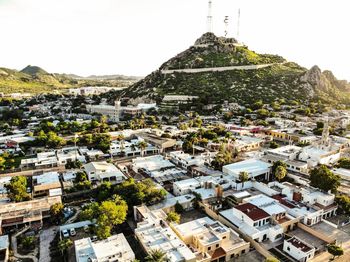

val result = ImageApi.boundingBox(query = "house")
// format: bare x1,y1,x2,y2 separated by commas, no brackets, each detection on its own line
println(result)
0,235,9,262
134,206,196,262
32,172,62,197
169,151,207,170
110,138,159,157
74,233,135,262
171,217,249,262
0,196,61,233
83,162,126,184
222,159,272,181
283,236,315,262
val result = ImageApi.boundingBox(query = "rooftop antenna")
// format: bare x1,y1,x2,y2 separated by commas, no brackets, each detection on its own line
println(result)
224,16,229,37
237,8,241,40
207,0,213,33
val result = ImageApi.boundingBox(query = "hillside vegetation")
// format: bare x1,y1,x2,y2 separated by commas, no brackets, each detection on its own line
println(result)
122,33,350,109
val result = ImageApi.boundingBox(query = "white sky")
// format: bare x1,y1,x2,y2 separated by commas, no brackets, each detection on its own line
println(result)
0,0,349,80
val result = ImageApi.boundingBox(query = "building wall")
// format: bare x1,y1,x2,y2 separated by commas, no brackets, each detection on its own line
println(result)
283,240,315,261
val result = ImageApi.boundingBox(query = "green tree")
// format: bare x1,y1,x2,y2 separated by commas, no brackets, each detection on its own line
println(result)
137,141,148,157
192,192,202,209
50,202,64,223
327,244,344,259
239,171,249,188
75,171,92,190
269,141,279,149
274,165,287,182
272,160,287,175
5,176,30,202
21,236,35,250
174,201,184,214
337,158,350,169
58,239,73,253
145,249,169,262
310,165,340,193
265,257,279,262
166,211,180,224
336,195,350,215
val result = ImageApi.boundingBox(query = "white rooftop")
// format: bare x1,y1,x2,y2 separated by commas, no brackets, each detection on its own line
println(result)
34,172,60,185
223,159,272,176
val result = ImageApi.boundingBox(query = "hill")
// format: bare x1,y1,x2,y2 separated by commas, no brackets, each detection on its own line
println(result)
122,33,350,111
0,66,138,94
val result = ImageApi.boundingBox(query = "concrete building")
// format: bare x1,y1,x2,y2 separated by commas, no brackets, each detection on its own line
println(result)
0,235,9,262
83,161,126,184
32,172,62,197
169,151,206,170
134,206,196,262
171,217,249,262
0,196,61,232
222,159,272,181
283,236,315,262
74,233,135,262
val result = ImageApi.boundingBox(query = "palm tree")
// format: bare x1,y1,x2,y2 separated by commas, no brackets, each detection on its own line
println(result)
138,141,148,157
275,165,287,182
239,171,249,189
145,249,169,262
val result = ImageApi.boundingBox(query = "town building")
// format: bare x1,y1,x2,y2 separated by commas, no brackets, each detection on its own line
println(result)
283,236,315,261
171,217,249,261
32,172,62,197
74,233,135,262
222,159,272,181
134,206,196,262
83,161,126,184
0,235,9,262
169,151,207,170
0,196,61,233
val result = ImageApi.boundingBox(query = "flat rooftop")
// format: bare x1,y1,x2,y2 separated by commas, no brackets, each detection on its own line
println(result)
223,159,271,175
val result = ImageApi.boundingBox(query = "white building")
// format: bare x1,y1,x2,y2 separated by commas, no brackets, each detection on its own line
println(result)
110,138,159,157
32,172,62,197
83,161,126,184
86,100,121,122
169,151,206,170
222,159,272,181
283,236,315,262
134,206,196,262
74,233,135,262
171,217,250,261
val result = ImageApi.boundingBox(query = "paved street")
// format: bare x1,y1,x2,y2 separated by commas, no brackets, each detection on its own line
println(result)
39,226,57,262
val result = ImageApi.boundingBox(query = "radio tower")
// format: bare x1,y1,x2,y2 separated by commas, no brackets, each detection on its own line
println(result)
207,0,213,33
237,8,241,40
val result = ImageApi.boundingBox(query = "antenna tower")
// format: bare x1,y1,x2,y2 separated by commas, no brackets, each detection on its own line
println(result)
207,0,213,33
224,16,229,37
237,8,241,40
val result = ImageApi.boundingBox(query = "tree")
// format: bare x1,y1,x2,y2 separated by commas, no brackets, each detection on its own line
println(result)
50,203,64,223
5,176,30,202
174,201,184,214
310,165,340,193
75,171,92,190
269,141,279,149
21,236,35,250
336,195,350,215
239,171,249,188
327,244,343,259
58,239,73,253
272,160,287,176
192,191,202,209
145,249,169,262
274,165,287,182
137,141,148,157
265,257,279,262
337,158,350,169
166,211,180,224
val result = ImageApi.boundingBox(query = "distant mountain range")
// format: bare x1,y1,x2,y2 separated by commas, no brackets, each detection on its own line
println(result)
121,33,350,109
0,65,140,94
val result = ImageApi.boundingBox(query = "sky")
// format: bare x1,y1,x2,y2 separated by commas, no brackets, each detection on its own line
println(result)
0,0,349,80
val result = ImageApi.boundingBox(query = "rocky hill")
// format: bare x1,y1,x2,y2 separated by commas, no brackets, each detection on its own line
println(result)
122,33,350,110
0,66,138,94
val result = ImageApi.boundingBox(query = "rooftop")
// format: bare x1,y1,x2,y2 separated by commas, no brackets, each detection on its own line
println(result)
235,203,270,221
223,159,271,176
286,236,313,253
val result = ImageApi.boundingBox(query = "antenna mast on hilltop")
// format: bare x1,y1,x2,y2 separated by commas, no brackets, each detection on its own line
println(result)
224,16,229,37
237,8,241,40
207,0,213,33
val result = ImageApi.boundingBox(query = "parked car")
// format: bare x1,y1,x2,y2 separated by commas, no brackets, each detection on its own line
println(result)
62,229,69,238
70,228,76,236
84,225,89,233
91,235,98,242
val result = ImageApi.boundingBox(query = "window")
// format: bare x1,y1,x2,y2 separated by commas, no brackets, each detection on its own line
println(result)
223,236,226,239
287,247,290,251
242,249,245,254
216,244,219,248
208,247,211,251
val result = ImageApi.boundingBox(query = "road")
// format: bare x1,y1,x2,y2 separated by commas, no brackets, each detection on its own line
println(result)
39,226,57,262
160,63,281,74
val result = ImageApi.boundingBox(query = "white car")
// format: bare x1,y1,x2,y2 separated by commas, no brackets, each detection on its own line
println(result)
70,228,76,236
62,230,69,238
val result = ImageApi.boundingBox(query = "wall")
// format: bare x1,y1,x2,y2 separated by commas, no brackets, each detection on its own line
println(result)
297,223,335,244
